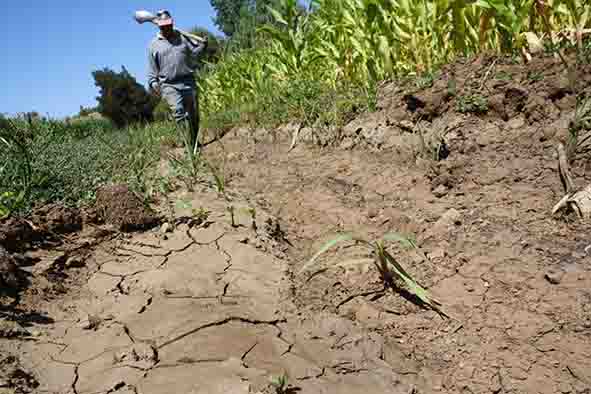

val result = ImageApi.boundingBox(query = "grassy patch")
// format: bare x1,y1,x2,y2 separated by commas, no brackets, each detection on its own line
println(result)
0,117,180,214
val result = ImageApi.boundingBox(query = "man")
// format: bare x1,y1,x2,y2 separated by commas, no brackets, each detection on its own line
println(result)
147,10,208,154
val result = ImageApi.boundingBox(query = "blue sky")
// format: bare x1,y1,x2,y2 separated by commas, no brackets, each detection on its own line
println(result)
0,2,221,119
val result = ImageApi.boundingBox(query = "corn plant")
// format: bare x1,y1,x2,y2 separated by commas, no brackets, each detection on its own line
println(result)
270,372,289,394
196,0,590,136
0,118,33,194
259,0,318,77
299,232,447,317
475,0,536,52
567,94,591,160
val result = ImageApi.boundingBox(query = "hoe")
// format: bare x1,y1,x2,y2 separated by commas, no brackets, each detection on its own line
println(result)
134,10,206,43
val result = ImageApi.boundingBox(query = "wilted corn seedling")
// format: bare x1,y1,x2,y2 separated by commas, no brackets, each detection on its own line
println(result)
299,232,447,317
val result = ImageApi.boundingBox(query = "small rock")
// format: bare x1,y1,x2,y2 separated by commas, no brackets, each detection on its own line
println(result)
341,138,355,150
367,208,379,219
507,116,526,130
398,120,415,132
79,314,102,330
428,248,446,260
160,223,172,234
440,209,462,225
545,269,564,285
433,185,448,198
490,373,502,393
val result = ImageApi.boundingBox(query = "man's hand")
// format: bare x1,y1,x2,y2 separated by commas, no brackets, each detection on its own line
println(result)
150,83,161,97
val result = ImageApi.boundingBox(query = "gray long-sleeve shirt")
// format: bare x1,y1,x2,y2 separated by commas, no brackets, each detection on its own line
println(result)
147,31,207,91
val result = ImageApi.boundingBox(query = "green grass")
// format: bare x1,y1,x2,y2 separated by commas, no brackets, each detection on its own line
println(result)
0,117,179,215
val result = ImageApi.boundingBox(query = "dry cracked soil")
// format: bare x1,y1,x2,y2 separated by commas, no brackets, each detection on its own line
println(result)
2,53,591,394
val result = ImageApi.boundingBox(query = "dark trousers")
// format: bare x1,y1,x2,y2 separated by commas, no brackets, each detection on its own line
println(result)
161,85,200,153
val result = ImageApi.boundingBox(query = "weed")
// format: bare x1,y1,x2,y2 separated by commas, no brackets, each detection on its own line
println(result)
457,93,488,114
192,207,211,224
248,207,257,231
227,205,237,227
567,94,591,160
415,72,436,89
270,372,289,394
167,149,203,192
204,160,226,195
526,70,544,82
495,71,513,81
0,191,25,219
300,232,447,317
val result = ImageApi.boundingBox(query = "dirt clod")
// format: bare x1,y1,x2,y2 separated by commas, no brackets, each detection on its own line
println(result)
545,269,564,285
95,184,160,232
160,222,172,234
433,185,448,198
503,85,529,117
0,218,36,253
30,203,82,235
0,247,29,297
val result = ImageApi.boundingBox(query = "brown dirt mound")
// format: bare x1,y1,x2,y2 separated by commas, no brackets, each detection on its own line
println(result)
0,247,29,299
0,204,83,253
30,203,82,235
95,184,160,232
0,218,36,253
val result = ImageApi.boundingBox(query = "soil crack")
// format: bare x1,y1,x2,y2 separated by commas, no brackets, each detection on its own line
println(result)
72,364,79,394
187,229,226,246
157,316,286,350
241,341,258,361
155,358,227,369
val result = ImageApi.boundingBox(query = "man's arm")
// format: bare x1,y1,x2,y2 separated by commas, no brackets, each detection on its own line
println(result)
183,34,208,57
147,46,159,92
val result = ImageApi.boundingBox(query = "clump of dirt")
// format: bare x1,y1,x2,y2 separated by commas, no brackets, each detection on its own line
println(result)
30,203,83,235
0,204,85,254
95,184,160,232
0,218,36,253
0,247,30,298
390,52,590,126
0,355,39,394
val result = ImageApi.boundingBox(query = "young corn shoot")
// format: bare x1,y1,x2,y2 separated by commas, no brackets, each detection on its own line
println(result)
300,232,447,317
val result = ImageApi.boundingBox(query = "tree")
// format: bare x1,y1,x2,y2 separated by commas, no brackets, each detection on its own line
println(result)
209,0,285,37
91,66,159,128
209,0,250,37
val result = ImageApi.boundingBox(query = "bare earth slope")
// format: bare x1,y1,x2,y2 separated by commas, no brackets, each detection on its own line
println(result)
205,54,591,394
1,189,415,394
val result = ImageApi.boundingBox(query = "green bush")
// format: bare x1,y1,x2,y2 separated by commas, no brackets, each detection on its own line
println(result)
92,66,159,128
